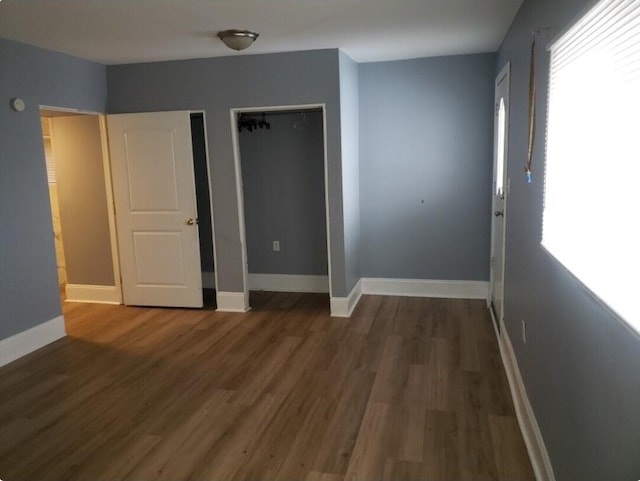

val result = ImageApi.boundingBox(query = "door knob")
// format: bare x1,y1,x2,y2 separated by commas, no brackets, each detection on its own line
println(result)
186,218,198,225
494,210,504,217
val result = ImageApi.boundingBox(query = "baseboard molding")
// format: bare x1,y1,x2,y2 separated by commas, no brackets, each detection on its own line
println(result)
216,291,250,312
0,316,66,367
499,320,556,481
249,273,329,293
212,277,487,317
361,278,489,299
202,271,216,289
65,284,121,304
330,279,363,317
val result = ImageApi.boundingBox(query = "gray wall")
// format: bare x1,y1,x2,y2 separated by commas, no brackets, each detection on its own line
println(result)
359,53,495,280
52,115,115,286
339,52,361,293
0,38,107,340
107,49,351,297
239,111,328,276
498,0,640,479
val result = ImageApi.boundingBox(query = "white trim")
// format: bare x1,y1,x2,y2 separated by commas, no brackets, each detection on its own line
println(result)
488,297,499,333
0,316,66,367
98,115,123,305
330,279,362,317
39,105,102,116
229,103,333,312
248,273,329,293
216,291,250,312
65,284,121,304
488,62,510,330
202,271,216,289
230,109,251,310
321,106,333,299
39,106,124,306
361,278,489,299
498,320,556,481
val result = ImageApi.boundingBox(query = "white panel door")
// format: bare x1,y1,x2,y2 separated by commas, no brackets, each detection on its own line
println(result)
107,111,202,308
489,64,510,331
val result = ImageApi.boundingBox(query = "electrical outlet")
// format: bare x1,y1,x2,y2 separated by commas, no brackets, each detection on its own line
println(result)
522,319,527,344
272,240,280,252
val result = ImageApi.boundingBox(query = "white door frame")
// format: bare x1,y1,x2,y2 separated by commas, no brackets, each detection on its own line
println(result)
39,105,123,305
229,103,333,311
488,63,510,333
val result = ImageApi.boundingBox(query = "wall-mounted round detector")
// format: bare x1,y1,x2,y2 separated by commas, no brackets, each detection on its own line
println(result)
11,98,25,112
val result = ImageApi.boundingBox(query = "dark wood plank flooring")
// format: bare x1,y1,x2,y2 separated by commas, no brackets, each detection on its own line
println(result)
0,293,534,480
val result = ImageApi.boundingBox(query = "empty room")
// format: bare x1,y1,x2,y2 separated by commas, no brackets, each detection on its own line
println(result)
1,0,638,480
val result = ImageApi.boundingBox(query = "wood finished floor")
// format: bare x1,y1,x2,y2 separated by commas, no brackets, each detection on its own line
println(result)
0,293,534,481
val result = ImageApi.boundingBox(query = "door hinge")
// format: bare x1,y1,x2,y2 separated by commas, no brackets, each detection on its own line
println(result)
491,256,496,267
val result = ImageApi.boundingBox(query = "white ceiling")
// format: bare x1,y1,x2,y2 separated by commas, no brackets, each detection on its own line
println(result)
0,0,523,65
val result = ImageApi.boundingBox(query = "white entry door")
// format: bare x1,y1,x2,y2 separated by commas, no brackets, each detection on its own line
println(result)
107,111,203,308
489,64,510,331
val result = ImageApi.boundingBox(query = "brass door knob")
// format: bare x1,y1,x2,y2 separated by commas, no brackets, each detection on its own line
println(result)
186,218,198,225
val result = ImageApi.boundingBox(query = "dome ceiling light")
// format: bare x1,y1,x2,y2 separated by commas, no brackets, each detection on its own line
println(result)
218,29,259,51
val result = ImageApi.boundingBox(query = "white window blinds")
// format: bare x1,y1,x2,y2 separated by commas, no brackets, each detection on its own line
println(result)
543,0,640,332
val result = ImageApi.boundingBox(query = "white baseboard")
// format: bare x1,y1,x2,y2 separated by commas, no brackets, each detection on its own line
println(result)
361,278,489,299
216,291,250,312
329,278,488,318
65,284,121,304
212,277,487,317
202,271,216,289
0,316,66,367
499,320,556,481
249,273,329,293
330,279,363,317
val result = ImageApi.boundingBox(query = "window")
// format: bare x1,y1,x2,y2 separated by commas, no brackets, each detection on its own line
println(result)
543,0,640,332
496,98,506,197
41,117,57,184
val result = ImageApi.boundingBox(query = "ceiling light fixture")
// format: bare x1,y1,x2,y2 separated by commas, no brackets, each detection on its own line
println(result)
217,29,259,51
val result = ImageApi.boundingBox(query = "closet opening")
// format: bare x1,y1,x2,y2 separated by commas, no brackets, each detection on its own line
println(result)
231,104,332,311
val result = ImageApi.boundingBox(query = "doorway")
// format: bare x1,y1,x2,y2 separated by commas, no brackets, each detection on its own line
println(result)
40,108,121,305
489,63,511,333
40,108,216,309
231,104,332,310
